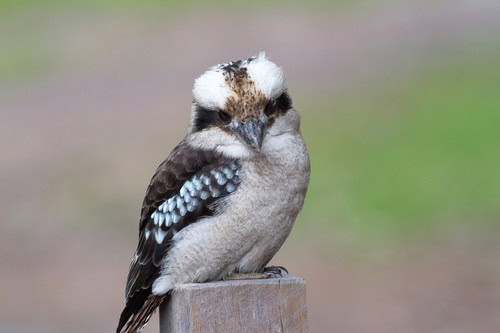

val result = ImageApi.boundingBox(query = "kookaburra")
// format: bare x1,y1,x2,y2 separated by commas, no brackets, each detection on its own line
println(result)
117,53,310,333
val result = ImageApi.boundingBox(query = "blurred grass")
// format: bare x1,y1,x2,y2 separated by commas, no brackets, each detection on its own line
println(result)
0,42,54,82
0,0,368,16
0,0,367,83
297,49,500,244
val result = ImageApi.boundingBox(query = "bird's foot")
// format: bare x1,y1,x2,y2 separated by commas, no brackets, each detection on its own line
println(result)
223,266,289,280
263,265,289,277
224,272,270,280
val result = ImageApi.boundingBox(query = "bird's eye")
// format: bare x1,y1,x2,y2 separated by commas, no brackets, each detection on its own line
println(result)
218,110,231,122
273,92,292,113
264,102,273,116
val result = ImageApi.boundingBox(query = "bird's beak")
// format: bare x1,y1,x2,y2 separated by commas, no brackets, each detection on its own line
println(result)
234,116,267,152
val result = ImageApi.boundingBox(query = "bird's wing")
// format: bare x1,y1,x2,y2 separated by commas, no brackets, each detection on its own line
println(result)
117,139,242,333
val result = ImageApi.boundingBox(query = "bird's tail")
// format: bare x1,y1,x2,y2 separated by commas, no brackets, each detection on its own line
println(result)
117,294,166,333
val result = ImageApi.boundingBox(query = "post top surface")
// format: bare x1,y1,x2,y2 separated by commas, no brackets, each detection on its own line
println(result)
173,275,305,291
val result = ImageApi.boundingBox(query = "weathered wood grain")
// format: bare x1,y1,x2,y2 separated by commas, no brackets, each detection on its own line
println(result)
159,276,307,333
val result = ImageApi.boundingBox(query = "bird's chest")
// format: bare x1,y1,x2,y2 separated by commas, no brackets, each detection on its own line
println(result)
228,151,309,236
218,152,309,272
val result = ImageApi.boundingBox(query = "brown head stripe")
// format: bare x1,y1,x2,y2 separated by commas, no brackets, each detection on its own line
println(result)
223,67,268,122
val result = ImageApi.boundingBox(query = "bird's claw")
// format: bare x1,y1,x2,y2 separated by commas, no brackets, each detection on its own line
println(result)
224,272,270,280
264,265,289,277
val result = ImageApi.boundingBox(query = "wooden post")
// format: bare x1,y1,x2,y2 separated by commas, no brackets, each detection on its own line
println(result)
159,276,307,333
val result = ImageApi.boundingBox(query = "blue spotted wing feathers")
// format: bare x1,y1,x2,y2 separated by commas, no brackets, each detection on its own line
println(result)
117,140,241,333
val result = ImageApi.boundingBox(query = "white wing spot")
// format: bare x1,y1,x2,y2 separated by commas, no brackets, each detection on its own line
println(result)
168,198,176,212
176,196,184,209
215,172,227,185
183,192,192,203
226,183,236,193
186,181,195,193
165,213,172,227
211,188,221,197
187,203,196,212
200,191,209,200
223,167,234,179
155,229,167,244
179,205,187,216
158,213,165,227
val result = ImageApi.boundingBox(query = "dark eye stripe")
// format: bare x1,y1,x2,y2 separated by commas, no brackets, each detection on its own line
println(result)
192,106,231,132
266,91,292,117
273,91,292,112
218,110,231,122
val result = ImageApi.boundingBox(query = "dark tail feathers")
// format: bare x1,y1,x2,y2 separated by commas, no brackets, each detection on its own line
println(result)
117,289,165,333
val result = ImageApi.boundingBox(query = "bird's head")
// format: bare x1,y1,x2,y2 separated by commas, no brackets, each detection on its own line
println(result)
190,52,295,156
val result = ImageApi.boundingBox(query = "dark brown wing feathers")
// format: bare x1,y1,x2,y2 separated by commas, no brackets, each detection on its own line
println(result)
117,139,242,333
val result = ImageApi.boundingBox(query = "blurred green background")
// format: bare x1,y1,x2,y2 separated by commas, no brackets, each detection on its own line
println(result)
1,1,499,332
